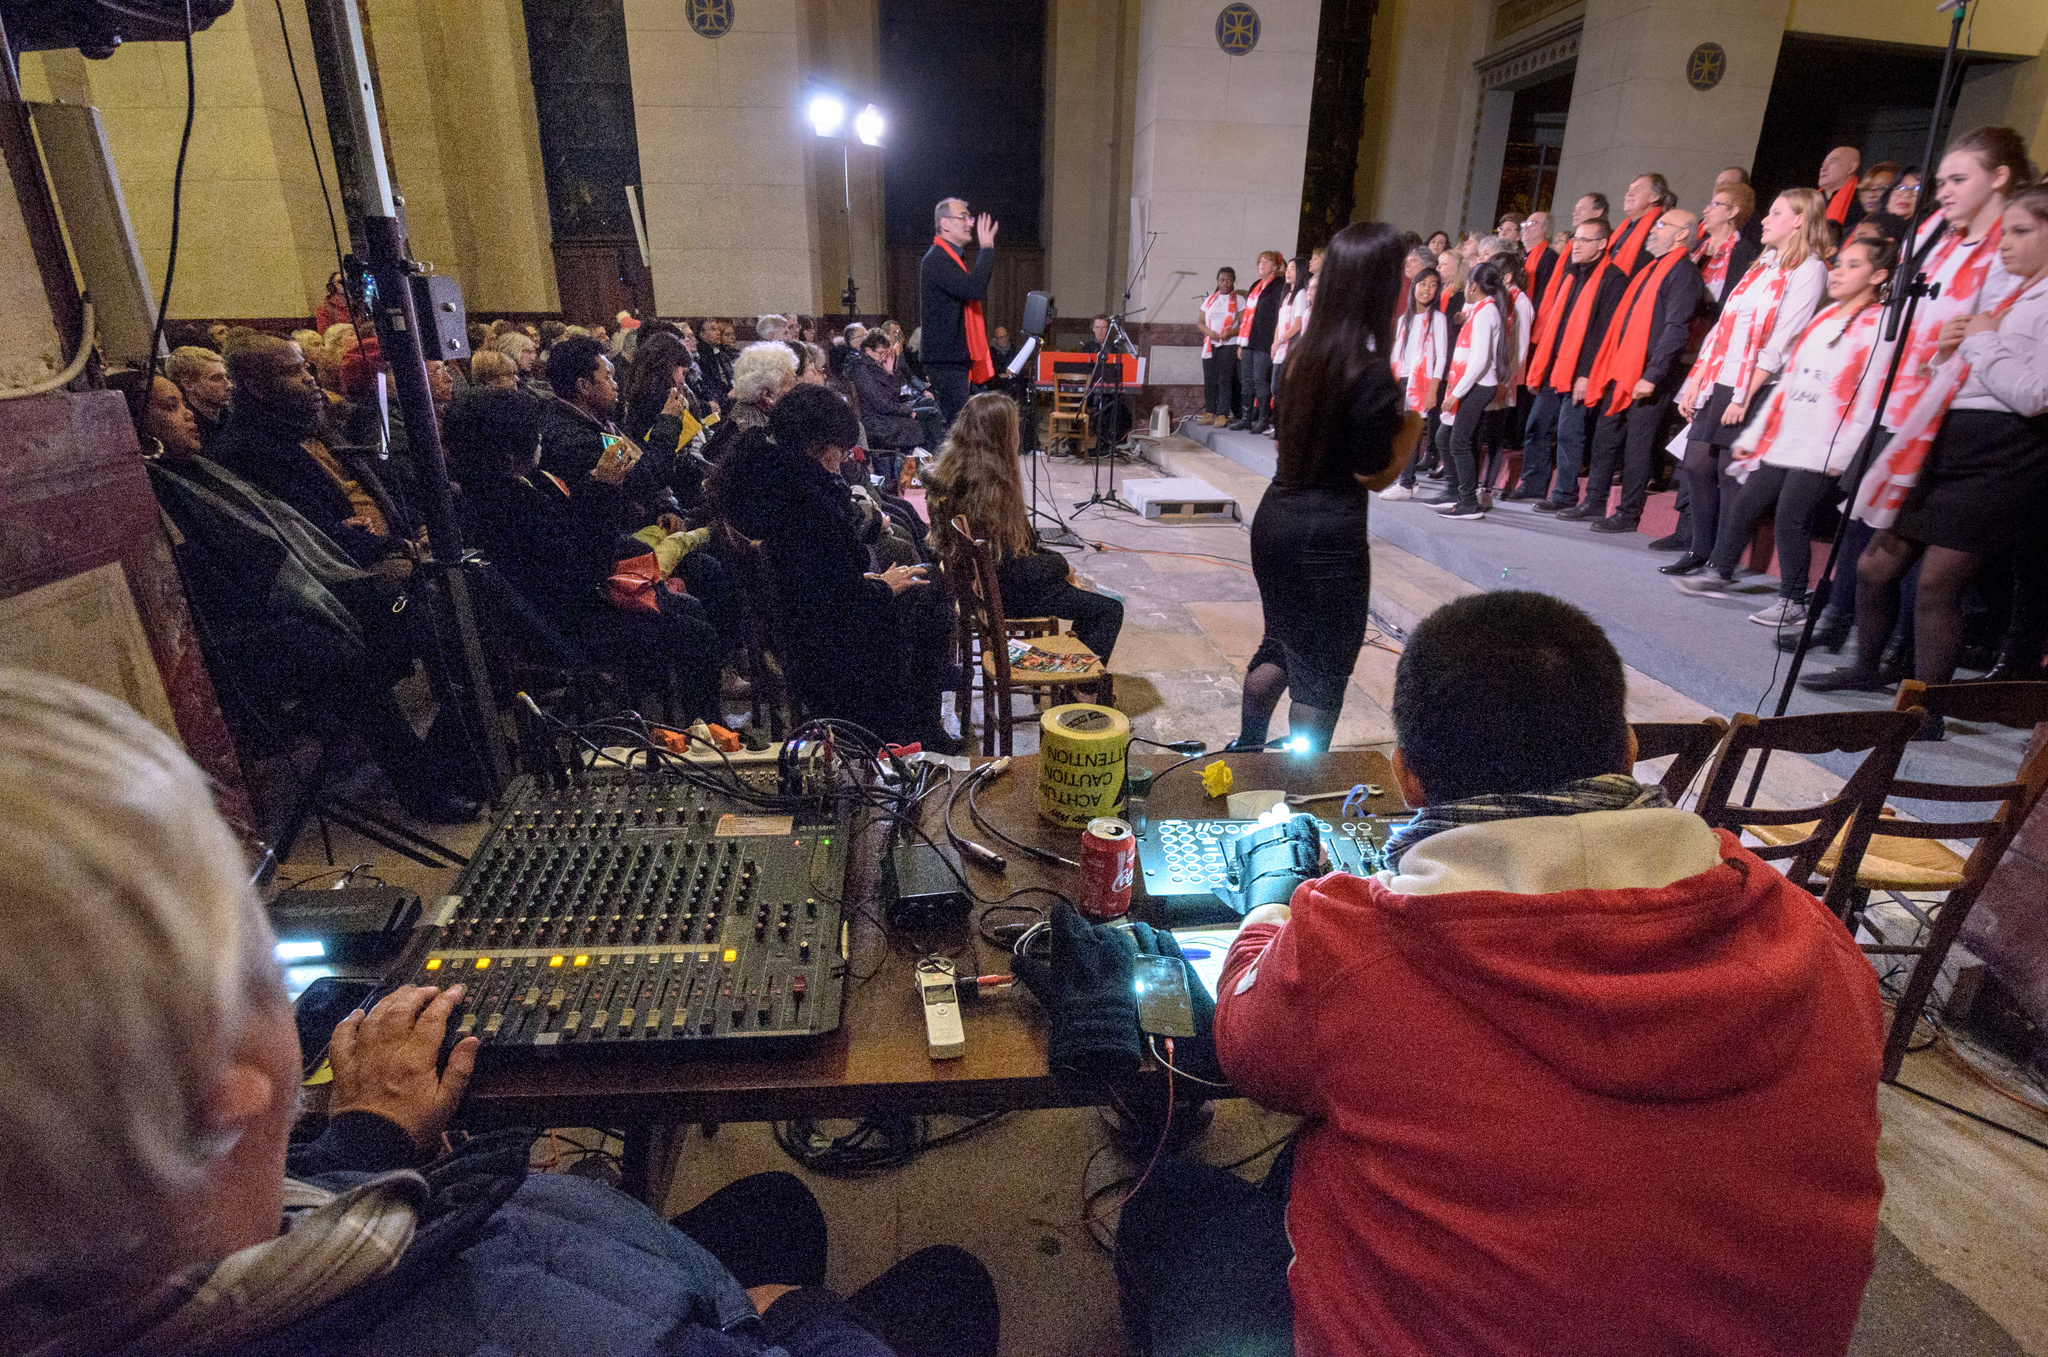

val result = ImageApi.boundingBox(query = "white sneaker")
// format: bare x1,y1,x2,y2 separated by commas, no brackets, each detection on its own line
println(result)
1379,484,1415,501
1748,597,1808,627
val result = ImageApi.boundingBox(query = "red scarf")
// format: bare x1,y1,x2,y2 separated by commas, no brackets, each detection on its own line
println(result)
1880,217,2005,429
1540,261,1619,396
933,236,995,383
1398,310,1446,414
1825,180,1857,226
1686,253,1794,398
1237,276,1272,339
1586,249,1687,414
1607,210,1656,275
1731,300,1885,479
1856,250,2031,527
1442,297,1496,415
1536,244,1572,317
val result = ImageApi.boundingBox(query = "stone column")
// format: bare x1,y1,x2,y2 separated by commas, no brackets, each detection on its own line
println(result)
1552,0,1791,219
1125,0,1321,329
625,0,821,317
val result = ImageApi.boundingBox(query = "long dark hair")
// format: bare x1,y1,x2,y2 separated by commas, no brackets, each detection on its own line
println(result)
1276,221,1405,487
620,331,687,437
1468,261,1518,383
1288,253,1313,300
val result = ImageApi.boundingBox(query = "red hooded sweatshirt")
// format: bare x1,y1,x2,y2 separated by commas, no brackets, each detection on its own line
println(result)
1215,807,1884,1357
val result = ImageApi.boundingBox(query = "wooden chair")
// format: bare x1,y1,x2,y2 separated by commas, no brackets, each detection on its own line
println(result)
1693,708,1923,922
932,516,1059,748
1745,681,2048,1079
1047,376,1091,458
1630,716,1729,803
947,516,1113,755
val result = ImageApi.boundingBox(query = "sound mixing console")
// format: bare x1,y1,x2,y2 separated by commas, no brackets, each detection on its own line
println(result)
404,771,854,1053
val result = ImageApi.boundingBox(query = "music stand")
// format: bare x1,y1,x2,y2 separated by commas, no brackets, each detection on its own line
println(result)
1073,311,1141,517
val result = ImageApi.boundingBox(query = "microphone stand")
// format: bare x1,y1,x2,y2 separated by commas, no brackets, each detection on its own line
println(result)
1742,0,1968,807
1073,310,1143,516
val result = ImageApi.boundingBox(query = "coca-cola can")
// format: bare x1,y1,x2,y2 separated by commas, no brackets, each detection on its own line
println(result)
1079,817,1136,921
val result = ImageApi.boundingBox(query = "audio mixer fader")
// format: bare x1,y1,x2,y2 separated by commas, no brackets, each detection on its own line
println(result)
404,771,854,1052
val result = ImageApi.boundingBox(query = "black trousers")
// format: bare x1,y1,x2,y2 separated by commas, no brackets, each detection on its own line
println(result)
673,1171,998,1357
1709,464,1833,598
926,362,972,429
1516,388,1563,498
1115,1146,1296,1356
1445,385,1497,511
1002,573,1125,660
1682,442,1737,559
1583,389,1674,523
1204,346,1240,417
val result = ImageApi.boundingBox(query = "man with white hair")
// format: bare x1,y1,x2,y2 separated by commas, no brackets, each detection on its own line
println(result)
920,196,999,427
756,314,790,343
1818,144,1862,226
0,669,999,1356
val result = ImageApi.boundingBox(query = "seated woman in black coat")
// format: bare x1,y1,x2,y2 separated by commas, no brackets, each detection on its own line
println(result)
923,392,1123,661
707,384,960,751
851,330,927,484
449,385,723,720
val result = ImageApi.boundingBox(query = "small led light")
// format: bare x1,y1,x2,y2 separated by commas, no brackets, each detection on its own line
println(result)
549,955,565,968
723,948,738,963
424,957,443,971
475,957,491,969
573,955,590,966
274,939,325,962
1286,736,1311,754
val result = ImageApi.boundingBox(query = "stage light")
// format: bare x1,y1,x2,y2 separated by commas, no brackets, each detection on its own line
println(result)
807,93,846,138
855,104,885,146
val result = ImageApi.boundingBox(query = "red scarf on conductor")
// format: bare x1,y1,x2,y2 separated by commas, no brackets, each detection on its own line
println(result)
934,236,995,383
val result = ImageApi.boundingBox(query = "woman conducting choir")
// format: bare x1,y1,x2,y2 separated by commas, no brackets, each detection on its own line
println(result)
1235,222,1417,753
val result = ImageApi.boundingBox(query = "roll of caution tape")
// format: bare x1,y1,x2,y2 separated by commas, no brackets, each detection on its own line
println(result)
1037,703,1131,829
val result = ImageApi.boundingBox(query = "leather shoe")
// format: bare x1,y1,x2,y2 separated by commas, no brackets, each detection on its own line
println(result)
1778,620,1850,654
1982,649,2046,682
1659,553,1709,576
1499,488,1540,502
1555,501,1601,520
1533,498,1574,513
1646,532,1688,551
1590,515,1639,534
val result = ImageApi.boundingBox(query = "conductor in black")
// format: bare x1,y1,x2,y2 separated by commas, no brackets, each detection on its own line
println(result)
921,197,1000,427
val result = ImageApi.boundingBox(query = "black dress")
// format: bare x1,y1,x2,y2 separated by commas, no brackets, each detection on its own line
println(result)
1247,364,1400,710
1896,408,2048,554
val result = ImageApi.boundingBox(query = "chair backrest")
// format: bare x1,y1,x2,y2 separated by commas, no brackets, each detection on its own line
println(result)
1882,680,2048,905
947,514,1015,686
1630,717,1729,803
1694,707,1924,917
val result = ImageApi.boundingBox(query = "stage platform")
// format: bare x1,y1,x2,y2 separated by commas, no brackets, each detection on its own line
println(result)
1177,419,2031,819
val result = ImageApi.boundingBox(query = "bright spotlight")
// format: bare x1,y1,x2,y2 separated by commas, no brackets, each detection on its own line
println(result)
807,93,846,138
855,104,886,146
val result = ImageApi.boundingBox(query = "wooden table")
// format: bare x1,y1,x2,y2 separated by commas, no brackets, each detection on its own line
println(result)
456,748,1402,1193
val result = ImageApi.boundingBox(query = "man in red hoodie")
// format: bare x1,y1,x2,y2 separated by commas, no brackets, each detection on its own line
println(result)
1118,590,1883,1357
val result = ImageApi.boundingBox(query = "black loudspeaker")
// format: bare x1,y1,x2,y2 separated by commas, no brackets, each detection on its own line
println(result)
1022,290,1056,339
409,273,470,361
2,0,233,58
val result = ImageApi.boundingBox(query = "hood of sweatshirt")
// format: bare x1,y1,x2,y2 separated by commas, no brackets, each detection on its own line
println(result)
1368,809,1827,1103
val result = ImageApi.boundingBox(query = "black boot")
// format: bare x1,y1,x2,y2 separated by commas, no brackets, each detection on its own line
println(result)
1778,610,1850,654
1877,637,1913,685
1981,646,2046,682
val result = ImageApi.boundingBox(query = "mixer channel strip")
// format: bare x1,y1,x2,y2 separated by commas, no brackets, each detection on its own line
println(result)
406,773,852,1051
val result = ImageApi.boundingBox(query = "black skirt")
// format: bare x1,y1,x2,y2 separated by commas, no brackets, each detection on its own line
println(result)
1896,408,2048,555
1248,483,1374,711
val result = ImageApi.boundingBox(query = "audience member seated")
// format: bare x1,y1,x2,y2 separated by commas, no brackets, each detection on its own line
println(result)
1119,590,1883,1357
314,267,353,331
702,341,798,464
469,348,520,391
709,384,960,750
112,372,474,821
924,393,1123,660
495,330,543,395
212,333,409,570
852,330,926,483
538,336,670,504
165,344,231,451
451,385,724,718
0,671,1000,1357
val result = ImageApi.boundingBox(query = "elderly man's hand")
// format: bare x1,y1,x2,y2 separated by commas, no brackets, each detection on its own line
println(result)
329,984,477,1156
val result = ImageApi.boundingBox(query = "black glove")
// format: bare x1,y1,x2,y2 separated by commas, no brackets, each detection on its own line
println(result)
1011,903,1142,1083
1127,922,1226,1087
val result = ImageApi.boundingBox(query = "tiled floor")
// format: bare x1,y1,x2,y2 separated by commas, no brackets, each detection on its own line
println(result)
283,439,2048,1356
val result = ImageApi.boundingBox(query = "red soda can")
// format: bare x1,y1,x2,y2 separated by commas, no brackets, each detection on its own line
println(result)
1079,817,1136,921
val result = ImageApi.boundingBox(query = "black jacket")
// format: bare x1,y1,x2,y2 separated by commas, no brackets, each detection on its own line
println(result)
1571,264,1635,384
919,239,996,365
709,431,909,734
853,353,925,451
211,394,395,567
1696,234,1764,321
1246,278,1287,351
1586,253,1704,400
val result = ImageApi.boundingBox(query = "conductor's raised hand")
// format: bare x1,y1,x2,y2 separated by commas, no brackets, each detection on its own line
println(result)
329,984,477,1157
975,213,999,249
